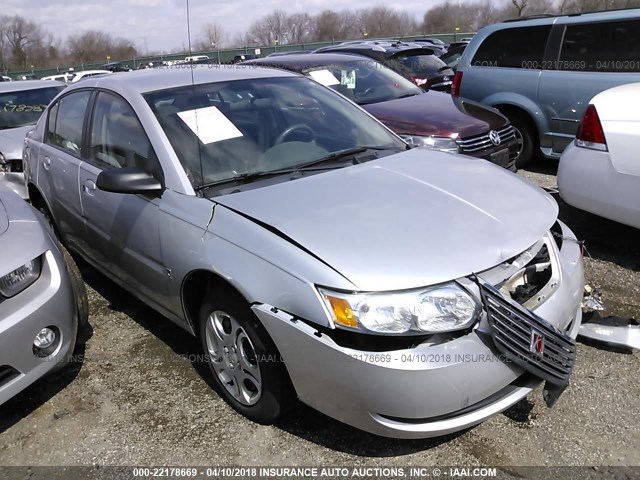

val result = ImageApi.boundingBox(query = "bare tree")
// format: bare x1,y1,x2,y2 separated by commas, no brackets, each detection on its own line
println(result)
199,21,226,49
246,10,290,45
355,7,418,38
66,30,137,65
0,16,8,71
4,16,44,69
287,13,312,44
511,0,529,16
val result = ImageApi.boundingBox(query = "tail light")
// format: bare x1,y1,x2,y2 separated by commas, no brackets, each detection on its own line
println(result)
575,104,607,151
451,71,463,96
409,75,428,87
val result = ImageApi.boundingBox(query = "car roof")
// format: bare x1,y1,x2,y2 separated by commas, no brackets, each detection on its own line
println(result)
0,79,66,92
316,43,435,57
75,70,111,76
496,6,640,27
245,53,379,71
63,64,297,95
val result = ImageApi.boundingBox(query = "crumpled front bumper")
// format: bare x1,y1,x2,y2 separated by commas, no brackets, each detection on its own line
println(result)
253,220,584,439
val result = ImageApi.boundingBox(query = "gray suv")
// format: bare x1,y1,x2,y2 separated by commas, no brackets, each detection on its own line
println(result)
453,8,640,166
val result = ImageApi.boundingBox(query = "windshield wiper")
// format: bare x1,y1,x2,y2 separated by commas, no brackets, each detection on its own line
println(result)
397,92,420,99
195,146,400,191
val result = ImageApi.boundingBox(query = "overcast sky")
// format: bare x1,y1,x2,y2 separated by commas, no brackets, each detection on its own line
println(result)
4,0,444,52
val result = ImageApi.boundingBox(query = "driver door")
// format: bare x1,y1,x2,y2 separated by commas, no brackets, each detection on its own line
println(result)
78,91,169,305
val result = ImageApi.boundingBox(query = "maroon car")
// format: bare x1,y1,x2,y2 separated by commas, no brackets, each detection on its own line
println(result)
244,53,519,171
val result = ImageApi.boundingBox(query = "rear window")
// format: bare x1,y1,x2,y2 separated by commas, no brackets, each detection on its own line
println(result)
559,20,640,72
393,54,447,76
472,26,551,69
0,86,65,130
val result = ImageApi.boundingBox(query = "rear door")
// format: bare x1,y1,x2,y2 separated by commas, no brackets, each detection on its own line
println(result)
537,18,640,156
36,90,92,251
78,90,169,306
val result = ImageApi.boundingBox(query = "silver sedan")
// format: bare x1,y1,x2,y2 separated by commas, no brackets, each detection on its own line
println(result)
0,186,87,406
24,66,583,438
0,80,66,199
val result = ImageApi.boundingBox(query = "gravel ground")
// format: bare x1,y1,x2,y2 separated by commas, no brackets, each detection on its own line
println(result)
1,160,639,469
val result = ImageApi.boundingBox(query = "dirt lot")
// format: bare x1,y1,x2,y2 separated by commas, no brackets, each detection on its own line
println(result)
1,160,639,469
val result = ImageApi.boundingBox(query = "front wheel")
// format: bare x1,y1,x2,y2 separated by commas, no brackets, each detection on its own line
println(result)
199,287,295,424
503,113,538,169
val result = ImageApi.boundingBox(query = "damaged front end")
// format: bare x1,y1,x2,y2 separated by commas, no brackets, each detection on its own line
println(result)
251,221,584,438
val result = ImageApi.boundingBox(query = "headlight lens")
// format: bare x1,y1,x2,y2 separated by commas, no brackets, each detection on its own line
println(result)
401,135,460,153
319,283,480,334
0,258,42,298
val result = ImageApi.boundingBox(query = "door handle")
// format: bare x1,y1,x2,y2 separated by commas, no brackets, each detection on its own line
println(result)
43,156,51,170
83,180,96,195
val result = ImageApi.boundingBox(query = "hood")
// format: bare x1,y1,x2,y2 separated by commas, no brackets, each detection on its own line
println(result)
0,125,33,160
363,92,507,138
214,149,558,291
0,196,8,236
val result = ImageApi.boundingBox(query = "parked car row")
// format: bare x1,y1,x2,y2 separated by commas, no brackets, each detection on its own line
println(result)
1,7,639,441
453,8,640,167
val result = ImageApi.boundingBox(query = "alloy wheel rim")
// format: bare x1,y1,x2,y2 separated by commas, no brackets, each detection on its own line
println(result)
205,310,262,406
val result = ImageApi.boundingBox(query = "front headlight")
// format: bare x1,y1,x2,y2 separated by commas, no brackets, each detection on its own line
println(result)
318,283,480,335
0,258,42,298
401,135,460,154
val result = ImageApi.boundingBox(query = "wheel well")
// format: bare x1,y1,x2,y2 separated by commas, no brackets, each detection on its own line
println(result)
181,270,247,335
27,183,61,236
494,104,539,139
28,183,46,209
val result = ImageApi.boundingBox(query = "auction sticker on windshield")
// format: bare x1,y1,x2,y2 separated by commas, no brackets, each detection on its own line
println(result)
308,69,340,86
177,106,243,144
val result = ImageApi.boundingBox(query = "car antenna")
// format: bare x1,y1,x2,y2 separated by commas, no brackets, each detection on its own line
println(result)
186,0,205,191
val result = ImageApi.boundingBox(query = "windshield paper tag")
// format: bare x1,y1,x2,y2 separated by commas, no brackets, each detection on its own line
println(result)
177,106,242,144
341,70,356,89
308,69,340,86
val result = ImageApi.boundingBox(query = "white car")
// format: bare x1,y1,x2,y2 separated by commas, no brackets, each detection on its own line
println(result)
70,70,111,83
558,83,640,229
42,73,74,83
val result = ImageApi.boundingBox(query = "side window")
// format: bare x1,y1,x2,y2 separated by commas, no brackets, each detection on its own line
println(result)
559,20,640,72
46,101,59,143
48,91,91,155
472,26,552,69
89,92,161,178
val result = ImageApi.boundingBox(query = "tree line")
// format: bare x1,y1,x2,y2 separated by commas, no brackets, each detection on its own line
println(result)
3,0,640,72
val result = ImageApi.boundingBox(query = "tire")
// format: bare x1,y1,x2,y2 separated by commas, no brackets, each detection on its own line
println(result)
60,244,89,330
51,244,89,372
504,112,538,169
199,287,295,424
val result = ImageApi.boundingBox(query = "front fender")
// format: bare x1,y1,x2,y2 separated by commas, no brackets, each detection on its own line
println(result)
482,93,549,136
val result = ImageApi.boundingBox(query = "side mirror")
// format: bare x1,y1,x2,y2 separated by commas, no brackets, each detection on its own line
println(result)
96,168,163,195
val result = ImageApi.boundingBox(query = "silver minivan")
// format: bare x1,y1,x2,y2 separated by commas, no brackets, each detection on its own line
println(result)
453,8,640,166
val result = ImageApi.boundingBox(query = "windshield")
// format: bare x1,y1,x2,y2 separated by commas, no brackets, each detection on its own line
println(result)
394,54,448,77
0,86,65,129
303,60,423,105
144,76,405,188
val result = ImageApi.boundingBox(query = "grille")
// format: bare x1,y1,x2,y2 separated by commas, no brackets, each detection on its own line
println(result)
480,282,576,386
0,365,20,387
457,125,516,154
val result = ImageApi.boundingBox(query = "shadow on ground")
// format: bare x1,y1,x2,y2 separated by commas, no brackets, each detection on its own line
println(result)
0,325,92,434
75,260,470,456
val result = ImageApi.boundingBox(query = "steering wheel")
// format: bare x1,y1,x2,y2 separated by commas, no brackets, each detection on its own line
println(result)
275,124,315,145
